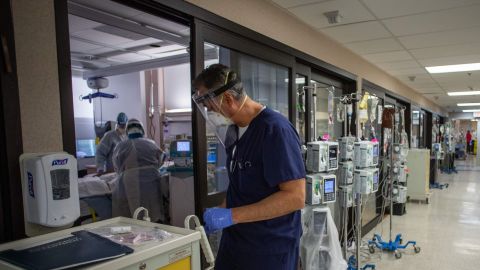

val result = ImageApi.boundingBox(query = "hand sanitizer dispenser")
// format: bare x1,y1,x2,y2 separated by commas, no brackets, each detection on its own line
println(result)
20,153,80,227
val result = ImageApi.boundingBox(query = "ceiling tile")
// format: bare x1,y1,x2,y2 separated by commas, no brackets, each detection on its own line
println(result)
409,43,480,59
116,37,163,49
400,76,436,85
382,4,480,36
70,0,143,18
130,13,190,37
362,50,412,63
388,68,428,76
107,53,151,63
289,0,375,29
398,26,480,49
377,60,421,70
321,21,391,43
68,15,102,34
344,38,403,54
414,87,445,93
271,0,328,9
362,0,480,19
70,39,102,53
418,54,480,67
72,30,134,46
86,47,117,55
402,81,439,88
94,25,147,41
431,70,480,79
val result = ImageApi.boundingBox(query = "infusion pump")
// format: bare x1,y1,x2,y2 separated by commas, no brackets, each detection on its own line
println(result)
306,141,339,172
393,143,409,162
339,161,354,186
306,174,337,205
339,136,355,161
354,141,379,168
354,168,379,194
20,153,80,227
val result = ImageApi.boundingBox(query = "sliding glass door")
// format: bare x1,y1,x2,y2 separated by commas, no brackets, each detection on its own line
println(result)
192,20,295,213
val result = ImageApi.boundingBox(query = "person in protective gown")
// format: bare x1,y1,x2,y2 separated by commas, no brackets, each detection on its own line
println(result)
111,118,167,222
95,112,128,174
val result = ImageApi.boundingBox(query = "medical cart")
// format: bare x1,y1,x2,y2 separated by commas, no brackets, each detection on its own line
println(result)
0,217,201,270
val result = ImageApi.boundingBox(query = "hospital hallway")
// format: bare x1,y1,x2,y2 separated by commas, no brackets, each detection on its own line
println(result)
363,155,480,270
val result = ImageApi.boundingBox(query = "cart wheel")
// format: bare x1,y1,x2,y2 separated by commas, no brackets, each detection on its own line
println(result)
395,251,402,259
369,244,375,254
414,246,421,253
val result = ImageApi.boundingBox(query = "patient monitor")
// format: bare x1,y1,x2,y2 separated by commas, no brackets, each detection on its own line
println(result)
20,153,80,227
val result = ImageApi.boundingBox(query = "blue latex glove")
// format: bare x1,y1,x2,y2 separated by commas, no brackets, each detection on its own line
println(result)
203,208,234,234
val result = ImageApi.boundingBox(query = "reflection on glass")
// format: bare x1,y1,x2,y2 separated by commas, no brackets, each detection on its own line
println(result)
412,110,420,148
311,80,342,140
204,43,289,195
419,113,424,148
296,75,307,144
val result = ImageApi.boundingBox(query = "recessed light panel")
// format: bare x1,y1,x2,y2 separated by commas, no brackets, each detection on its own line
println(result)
448,91,480,96
426,63,480,74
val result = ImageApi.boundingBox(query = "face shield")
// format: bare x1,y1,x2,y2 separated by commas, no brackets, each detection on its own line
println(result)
192,78,241,148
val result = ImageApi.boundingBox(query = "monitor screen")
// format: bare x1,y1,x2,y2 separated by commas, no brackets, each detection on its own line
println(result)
324,178,335,193
177,141,190,152
76,139,96,158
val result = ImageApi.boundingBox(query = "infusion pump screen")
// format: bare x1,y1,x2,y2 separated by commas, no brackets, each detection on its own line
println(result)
50,169,70,200
177,141,190,152
324,179,335,193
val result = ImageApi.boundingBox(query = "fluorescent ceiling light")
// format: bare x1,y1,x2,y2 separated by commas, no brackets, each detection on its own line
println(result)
448,91,480,96
426,63,480,73
462,109,480,112
165,108,191,113
458,103,480,106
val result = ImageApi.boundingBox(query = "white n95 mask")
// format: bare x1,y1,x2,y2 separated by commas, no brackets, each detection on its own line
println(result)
207,111,233,127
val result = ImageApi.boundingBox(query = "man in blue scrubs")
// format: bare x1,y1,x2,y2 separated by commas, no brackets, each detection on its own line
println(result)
193,64,306,270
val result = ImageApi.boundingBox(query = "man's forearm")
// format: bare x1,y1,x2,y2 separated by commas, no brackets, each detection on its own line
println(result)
231,183,305,223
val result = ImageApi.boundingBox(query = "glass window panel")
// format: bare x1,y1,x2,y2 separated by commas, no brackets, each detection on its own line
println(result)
311,80,342,140
203,43,289,195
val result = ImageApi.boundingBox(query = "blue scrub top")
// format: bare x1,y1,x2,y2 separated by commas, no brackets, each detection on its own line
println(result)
222,107,306,255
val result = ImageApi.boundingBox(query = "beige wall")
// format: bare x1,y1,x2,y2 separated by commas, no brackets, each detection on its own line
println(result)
12,0,63,153
187,0,446,115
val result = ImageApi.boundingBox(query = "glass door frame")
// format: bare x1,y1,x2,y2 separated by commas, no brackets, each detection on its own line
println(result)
192,19,296,213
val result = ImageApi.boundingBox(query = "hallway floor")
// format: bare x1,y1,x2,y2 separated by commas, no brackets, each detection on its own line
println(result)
362,156,480,270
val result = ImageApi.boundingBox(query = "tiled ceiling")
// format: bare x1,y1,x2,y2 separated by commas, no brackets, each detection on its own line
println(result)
68,0,190,74
270,0,480,112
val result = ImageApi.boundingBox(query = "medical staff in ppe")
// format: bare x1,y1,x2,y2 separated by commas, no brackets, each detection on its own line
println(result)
193,64,306,270
95,112,128,175
111,118,167,222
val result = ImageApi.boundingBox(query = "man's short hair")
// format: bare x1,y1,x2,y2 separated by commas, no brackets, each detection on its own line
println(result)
193,64,245,100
